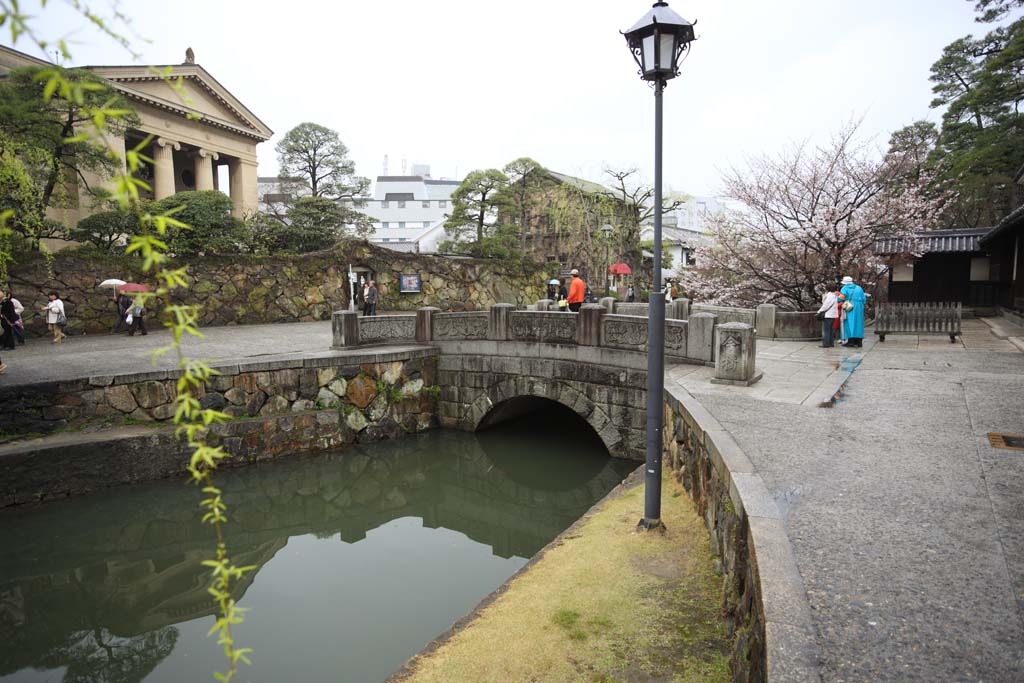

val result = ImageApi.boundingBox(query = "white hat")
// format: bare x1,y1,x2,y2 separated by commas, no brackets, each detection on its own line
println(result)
841,276,853,284
570,269,579,275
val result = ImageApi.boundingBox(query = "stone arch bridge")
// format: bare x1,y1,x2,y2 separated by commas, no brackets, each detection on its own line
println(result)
333,303,729,460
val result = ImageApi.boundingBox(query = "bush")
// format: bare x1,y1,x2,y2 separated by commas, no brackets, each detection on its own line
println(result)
152,190,248,256
69,210,141,251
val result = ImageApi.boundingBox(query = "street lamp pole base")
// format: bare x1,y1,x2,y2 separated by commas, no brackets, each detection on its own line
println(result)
636,517,667,533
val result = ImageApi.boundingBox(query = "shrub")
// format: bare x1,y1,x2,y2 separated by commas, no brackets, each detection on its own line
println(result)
69,210,141,251
152,190,248,256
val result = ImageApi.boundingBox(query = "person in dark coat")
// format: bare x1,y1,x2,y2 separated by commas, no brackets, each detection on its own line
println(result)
112,290,132,333
0,288,17,350
365,281,379,316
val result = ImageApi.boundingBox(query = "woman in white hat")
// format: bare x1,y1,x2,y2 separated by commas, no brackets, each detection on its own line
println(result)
837,276,866,347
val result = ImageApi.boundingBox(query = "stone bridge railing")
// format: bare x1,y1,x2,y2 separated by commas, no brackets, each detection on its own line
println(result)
333,304,720,365
568,298,821,342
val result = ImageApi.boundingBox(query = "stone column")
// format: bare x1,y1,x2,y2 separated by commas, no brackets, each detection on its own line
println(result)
755,303,777,340
194,148,218,191
598,297,616,314
153,138,180,200
416,307,440,343
488,303,513,341
670,298,690,321
228,158,259,217
711,322,762,386
331,310,360,348
576,303,604,346
688,312,717,363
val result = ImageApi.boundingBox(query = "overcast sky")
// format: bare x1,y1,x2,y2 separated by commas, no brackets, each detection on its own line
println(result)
8,0,986,196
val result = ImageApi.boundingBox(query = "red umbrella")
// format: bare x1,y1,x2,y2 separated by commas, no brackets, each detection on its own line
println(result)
608,263,632,275
118,283,151,293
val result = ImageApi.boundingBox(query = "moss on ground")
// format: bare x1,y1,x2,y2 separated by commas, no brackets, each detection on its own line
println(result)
396,470,730,683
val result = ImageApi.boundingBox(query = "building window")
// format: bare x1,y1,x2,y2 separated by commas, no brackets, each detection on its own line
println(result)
381,222,390,229
892,262,914,282
970,257,990,281
422,201,430,208
439,200,447,208
399,222,406,229
398,201,406,208
382,201,390,208
423,221,431,228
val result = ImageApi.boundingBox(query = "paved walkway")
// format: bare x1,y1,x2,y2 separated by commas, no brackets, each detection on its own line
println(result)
0,320,334,387
671,319,1024,682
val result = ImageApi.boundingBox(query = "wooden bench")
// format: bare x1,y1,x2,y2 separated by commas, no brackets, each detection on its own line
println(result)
875,302,962,343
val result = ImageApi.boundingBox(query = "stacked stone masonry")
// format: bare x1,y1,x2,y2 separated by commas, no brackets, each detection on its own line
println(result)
0,351,440,440
10,242,548,337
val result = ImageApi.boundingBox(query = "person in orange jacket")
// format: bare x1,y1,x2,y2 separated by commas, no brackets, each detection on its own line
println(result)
567,269,586,312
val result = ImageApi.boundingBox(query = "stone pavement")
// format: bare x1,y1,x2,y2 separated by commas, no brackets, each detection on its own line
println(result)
671,319,1024,682
0,320,334,387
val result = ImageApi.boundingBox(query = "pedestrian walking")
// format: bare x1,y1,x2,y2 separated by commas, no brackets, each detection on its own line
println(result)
9,291,25,345
816,283,840,347
0,288,17,350
361,280,371,316
41,291,66,344
627,285,635,303
365,280,378,316
126,297,148,336
838,276,866,347
557,280,568,310
112,290,131,333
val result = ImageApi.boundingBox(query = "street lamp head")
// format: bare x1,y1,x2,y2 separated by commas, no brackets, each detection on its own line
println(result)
623,1,696,83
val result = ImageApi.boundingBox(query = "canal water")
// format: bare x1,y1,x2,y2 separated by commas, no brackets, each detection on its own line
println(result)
0,412,635,683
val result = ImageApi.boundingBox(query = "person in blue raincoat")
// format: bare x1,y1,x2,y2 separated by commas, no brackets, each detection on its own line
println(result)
837,275,866,347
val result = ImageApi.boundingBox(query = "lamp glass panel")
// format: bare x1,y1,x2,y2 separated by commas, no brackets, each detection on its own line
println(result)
642,34,655,73
658,33,676,71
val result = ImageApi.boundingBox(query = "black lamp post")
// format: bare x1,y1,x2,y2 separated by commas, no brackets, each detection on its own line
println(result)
601,223,614,298
623,1,695,530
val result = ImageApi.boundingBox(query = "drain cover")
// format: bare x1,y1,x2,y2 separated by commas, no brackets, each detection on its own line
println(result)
988,433,1024,451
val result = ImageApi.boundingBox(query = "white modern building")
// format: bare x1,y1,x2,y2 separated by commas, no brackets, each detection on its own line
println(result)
257,176,310,213
348,171,462,253
640,196,730,273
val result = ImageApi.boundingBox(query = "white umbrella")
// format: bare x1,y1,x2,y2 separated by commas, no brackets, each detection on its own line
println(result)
98,278,127,288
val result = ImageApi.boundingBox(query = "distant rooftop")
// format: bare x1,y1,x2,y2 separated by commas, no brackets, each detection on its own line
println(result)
875,227,991,255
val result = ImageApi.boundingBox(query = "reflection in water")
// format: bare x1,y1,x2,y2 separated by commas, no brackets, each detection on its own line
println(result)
0,415,634,683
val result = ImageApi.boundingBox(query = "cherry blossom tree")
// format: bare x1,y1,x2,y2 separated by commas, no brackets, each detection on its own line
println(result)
680,123,946,310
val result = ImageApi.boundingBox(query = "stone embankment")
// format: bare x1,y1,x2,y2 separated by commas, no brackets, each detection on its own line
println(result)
10,241,548,337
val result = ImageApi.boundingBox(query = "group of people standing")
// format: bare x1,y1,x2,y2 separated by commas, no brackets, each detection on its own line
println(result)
817,276,866,348
547,269,587,312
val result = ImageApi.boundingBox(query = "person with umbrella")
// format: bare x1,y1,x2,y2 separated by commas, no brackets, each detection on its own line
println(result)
118,283,151,336
99,279,130,334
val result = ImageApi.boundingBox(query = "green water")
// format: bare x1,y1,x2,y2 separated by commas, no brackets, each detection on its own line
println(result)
0,416,635,683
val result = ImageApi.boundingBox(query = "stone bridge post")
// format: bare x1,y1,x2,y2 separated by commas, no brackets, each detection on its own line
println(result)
576,303,604,346
688,312,717,363
711,322,762,385
755,303,777,339
598,297,616,314
331,310,360,348
488,303,513,340
416,307,440,343
670,298,690,321
535,299,554,311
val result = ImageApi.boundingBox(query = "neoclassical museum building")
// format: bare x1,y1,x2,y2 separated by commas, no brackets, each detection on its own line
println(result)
0,45,272,230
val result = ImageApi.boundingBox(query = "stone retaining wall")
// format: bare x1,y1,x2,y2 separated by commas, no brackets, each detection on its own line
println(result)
0,349,439,439
9,242,548,337
664,385,822,683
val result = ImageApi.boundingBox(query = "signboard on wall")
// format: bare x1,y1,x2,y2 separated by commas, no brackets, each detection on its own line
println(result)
400,273,422,293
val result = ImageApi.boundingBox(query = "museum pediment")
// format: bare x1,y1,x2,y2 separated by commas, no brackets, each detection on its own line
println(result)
87,63,272,141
